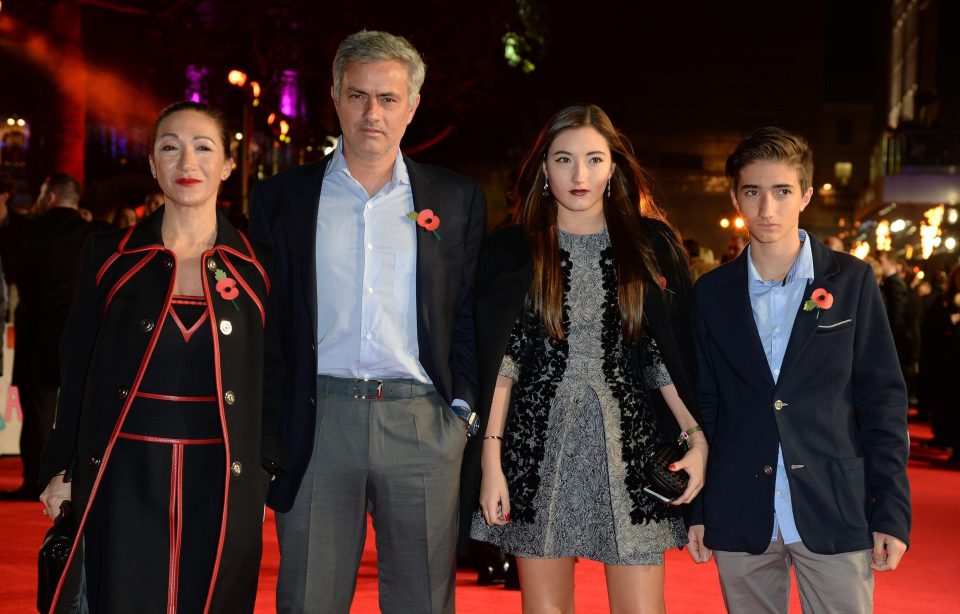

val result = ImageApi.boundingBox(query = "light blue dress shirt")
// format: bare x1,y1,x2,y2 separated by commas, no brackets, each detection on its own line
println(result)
746,229,813,544
314,139,430,383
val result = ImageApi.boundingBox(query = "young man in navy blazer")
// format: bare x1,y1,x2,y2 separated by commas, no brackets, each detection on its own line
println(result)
686,127,911,613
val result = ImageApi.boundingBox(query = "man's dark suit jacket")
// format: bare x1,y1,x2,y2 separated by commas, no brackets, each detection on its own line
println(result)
689,235,911,555
6,207,93,387
249,154,486,512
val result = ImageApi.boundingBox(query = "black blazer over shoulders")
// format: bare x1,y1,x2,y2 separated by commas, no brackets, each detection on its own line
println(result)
460,219,701,544
249,154,487,512
689,235,911,555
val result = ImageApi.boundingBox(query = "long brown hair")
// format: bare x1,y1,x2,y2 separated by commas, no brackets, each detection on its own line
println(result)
514,103,672,342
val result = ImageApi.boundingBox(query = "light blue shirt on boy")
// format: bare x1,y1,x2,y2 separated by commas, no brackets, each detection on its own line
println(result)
745,229,814,544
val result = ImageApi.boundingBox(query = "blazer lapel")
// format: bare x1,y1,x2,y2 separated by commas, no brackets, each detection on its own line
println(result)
714,250,776,389
407,157,439,343
777,237,841,384
301,157,330,346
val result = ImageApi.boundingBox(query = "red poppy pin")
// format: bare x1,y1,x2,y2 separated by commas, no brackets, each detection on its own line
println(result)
803,287,833,319
406,209,441,240
212,267,241,310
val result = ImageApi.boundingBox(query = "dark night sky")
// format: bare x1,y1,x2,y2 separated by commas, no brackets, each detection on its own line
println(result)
0,0,890,209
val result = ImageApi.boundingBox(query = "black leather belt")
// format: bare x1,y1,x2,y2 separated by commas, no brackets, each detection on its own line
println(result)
316,375,435,400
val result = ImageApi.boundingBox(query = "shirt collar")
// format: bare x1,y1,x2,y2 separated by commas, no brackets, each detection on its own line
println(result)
324,137,410,189
746,229,814,285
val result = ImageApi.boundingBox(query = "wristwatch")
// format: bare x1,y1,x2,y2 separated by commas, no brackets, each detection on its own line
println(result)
450,404,480,437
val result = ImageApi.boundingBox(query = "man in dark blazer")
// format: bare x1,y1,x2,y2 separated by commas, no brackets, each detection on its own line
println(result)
0,173,92,500
249,31,485,614
686,128,910,613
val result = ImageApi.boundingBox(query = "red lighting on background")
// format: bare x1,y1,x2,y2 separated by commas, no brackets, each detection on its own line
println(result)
279,120,290,136
250,81,261,98
267,113,276,125
227,70,247,86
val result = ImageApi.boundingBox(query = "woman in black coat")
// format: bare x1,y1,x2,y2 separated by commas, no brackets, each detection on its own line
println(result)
466,104,706,612
39,101,281,613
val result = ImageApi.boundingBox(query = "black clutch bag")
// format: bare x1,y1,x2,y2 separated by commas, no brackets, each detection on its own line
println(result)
642,441,690,503
38,500,75,614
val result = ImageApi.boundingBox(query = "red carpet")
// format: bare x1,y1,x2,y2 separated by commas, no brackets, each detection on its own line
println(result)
2,423,957,612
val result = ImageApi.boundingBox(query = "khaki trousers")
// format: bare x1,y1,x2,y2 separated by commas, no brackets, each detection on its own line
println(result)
714,539,873,614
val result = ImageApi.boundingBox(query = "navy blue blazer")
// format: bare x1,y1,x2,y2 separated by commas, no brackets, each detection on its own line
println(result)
689,235,911,555
249,154,486,512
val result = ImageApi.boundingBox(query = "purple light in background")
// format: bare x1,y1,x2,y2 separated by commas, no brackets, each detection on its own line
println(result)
279,70,300,119
185,64,209,104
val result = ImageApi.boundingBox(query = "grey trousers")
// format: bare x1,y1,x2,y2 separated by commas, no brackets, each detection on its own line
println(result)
715,539,874,614
276,377,466,614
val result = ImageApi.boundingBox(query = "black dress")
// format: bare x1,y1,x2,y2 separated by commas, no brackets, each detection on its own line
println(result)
83,296,225,613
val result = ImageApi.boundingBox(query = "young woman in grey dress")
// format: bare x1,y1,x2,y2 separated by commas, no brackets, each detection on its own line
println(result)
471,104,707,613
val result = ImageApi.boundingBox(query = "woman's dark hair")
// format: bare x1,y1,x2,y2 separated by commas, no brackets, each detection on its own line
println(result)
513,103,675,342
150,101,232,158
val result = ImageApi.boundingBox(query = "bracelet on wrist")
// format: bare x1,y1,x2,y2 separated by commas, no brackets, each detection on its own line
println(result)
677,425,704,443
483,435,504,441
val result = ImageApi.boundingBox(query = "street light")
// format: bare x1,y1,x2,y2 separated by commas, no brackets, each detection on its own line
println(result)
227,70,247,87
720,218,730,229
228,69,254,213
733,217,745,230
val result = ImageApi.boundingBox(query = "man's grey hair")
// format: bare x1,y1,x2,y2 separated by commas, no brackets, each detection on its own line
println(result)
332,30,427,106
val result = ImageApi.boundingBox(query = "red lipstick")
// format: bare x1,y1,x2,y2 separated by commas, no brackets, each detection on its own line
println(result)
569,189,588,196
176,178,201,186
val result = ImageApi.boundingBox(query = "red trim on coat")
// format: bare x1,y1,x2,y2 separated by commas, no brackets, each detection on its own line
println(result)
169,307,210,343
201,250,232,614
103,252,157,316
220,252,265,326
236,230,271,292
134,392,217,403
117,433,224,445
116,225,164,255
47,252,178,613
95,244,129,287
167,444,180,613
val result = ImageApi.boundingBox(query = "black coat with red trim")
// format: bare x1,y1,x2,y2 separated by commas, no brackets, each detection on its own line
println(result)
39,207,282,614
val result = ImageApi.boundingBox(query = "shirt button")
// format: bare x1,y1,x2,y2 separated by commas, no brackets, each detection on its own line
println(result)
207,259,218,271
116,385,130,400
775,490,782,496
774,369,780,376
231,461,242,476
774,400,784,411
366,202,372,209
366,333,372,340
224,390,236,405
367,244,373,250
367,287,373,294
774,326,781,333
219,320,233,335
763,465,774,475
138,318,155,333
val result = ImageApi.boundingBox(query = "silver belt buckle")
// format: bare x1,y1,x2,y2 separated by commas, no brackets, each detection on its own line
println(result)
354,379,383,400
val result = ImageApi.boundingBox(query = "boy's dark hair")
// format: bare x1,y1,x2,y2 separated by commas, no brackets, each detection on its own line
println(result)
725,127,813,191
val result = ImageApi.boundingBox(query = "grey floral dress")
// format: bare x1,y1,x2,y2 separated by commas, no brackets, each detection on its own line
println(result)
470,229,685,565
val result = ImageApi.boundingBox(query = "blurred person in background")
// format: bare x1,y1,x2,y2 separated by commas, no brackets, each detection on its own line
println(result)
0,173,92,501
919,264,960,460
